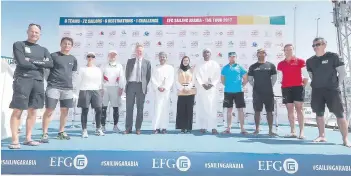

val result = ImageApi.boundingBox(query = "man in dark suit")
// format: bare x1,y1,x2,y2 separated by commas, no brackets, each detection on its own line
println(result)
124,44,151,134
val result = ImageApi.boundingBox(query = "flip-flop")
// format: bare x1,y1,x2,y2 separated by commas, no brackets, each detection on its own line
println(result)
269,133,279,137
8,143,21,149
343,143,351,148
222,129,231,134
313,138,327,143
284,134,297,138
23,141,40,146
241,131,249,135
298,136,306,140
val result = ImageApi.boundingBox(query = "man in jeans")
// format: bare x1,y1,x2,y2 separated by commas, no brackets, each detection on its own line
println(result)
40,37,78,143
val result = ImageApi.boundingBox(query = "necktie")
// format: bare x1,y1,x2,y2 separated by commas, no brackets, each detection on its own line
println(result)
136,60,141,82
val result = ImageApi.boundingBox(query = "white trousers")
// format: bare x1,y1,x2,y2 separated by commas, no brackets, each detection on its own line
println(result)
152,90,170,130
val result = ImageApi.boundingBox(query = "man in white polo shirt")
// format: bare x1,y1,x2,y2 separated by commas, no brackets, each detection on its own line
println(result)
101,50,125,133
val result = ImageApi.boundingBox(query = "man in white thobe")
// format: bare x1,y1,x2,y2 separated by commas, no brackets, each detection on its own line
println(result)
151,52,175,134
195,48,221,134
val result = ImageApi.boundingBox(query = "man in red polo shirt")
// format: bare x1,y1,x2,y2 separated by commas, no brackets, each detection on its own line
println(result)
277,44,308,139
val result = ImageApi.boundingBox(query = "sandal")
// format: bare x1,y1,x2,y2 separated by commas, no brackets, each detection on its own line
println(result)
241,131,249,135
23,141,40,146
8,143,21,149
284,134,297,138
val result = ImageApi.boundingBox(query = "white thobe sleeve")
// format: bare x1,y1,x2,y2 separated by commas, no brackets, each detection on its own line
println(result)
194,66,204,85
210,63,221,86
164,66,175,90
119,65,126,89
175,70,184,91
151,68,160,91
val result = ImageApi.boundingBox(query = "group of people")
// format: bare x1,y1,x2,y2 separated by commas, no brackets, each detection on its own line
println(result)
7,23,350,149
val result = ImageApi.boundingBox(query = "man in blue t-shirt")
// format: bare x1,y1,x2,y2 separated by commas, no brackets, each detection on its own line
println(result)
221,52,248,134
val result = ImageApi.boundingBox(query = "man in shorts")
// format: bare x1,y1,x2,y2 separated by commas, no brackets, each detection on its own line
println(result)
248,48,278,136
277,44,308,139
221,52,248,134
9,23,53,149
307,37,350,147
40,37,78,143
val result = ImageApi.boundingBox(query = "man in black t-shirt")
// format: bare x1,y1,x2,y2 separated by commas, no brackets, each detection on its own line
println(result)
40,37,78,143
248,48,277,136
306,37,350,147
9,24,54,149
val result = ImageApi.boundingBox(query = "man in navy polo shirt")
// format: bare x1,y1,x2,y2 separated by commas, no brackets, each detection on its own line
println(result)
221,52,248,134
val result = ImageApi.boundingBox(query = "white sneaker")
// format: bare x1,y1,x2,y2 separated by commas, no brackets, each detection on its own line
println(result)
82,129,88,138
95,129,105,136
101,126,106,132
113,126,120,133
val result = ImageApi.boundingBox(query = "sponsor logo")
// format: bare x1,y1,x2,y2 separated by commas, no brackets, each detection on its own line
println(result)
155,30,163,37
227,30,235,36
217,111,223,118
203,30,210,37
132,31,140,37
96,41,104,48
215,41,223,48
144,111,149,117
119,41,127,48
190,31,198,36
275,30,283,38
216,32,223,36
313,164,351,171
276,43,284,48
179,52,186,59
109,31,116,36
156,41,162,47
96,52,104,58
144,31,150,36
152,156,191,172
169,111,173,118
101,160,139,167
179,30,186,37
1,159,37,166
228,41,234,47
251,30,259,37
85,43,92,48
99,31,104,35
205,162,244,169
63,31,71,37
265,31,272,37
167,41,174,48
258,158,298,174
179,40,187,48
166,32,177,35
252,42,258,47
191,41,199,48
85,31,93,38
75,32,82,36
121,30,127,36
73,42,81,48
264,41,272,48
109,42,115,47
252,52,258,60
242,64,249,70
191,53,199,58
50,155,88,170
144,41,151,48
239,54,247,60
277,53,285,59
239,41,247,48
217,52,223,58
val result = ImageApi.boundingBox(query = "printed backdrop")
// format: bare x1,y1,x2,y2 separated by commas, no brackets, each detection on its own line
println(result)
57,16,294,126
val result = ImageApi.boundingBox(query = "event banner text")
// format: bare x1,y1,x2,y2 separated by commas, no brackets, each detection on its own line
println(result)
59,16,285,25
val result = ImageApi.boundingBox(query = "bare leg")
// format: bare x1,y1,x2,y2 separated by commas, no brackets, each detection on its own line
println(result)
59,108,69,132
10,109,23,145
42,108,54,134
313,116,327,142
25,108,38,143
253,111,261,135
224,108,233,133
266,112,277,136
337,118,350,147
238,108,247,134
286,103,297,138
294,102,305,139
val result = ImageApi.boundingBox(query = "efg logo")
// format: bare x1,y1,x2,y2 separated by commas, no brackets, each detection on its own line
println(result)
258,158,298,174
152,156,191,172
50,155,88,170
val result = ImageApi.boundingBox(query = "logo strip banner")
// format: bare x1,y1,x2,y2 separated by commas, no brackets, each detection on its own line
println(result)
2,150,351,175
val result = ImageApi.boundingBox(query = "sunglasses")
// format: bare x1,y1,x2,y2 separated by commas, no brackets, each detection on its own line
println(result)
87,55,95,58
28,23,41,30
312,43,324,48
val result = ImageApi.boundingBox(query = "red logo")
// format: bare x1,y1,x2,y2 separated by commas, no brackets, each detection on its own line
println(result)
156,41,162,46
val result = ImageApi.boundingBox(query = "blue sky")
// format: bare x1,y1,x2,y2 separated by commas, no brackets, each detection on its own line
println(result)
1,1,336,59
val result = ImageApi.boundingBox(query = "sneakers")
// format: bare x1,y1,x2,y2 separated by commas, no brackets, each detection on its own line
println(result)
57,132,70,140
40,133,49,143
95,129,105,136
101,126,106,133
82,129,89,138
